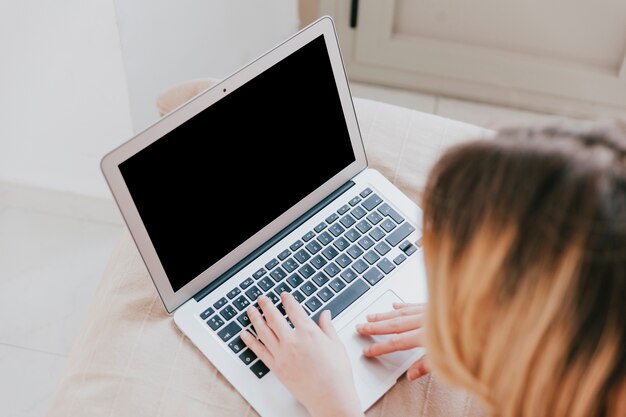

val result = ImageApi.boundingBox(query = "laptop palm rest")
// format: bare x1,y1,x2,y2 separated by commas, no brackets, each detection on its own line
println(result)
338,290,425,408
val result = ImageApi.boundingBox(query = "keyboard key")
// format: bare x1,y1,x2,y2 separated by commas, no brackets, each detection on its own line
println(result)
380,219,397,233
347,244,364,259
325,213,339,224
275,282,291,295
353,259,369,274
250,360,270,378
283,257,299,273
300,280,317,296
298,263,316,278
305,240,322,255
290,240,303,251
336,253,352,268
358,235,375,250
237,311,251,327
317,286,334,302
305,296,323,312
218,321,242,342
311,279,369,323
333,237,349,251
317,231,333,246
278,249,291,261
363,268,385,286
329,277,347,293
264,258,279,270
356,220,372,233
227,288,241,299
276,303,287,316
200,306,215,320
364,250,381,265
329,223,345,237
233,296,251,311
261,292,277,304
362,193,382,210
369,227,385,241
345,228,361,242
240,277,254,289
228,336,245,354
377,258,396,274
220,305,237,320
207,315,224,330
349,196,361,206
239,348,257,365
404,243,417,256
302,230,315,242
213,297,228,310
399,240,411,251
311,254,327,269
287,273,304,288
367,211,383,225
323,262,341,277
258,277,274,291
386,223,416,246
252,268,266,280
340,268,358,283
311,272,329,287
322,246,339,260
270,267,287,282
393,254,407,265
374,241,391,255
378,203,405,224
340,214,356,228
360,187,373,198
314,222,327,233
337,204,350,215
294,249,311,264
351,206,367,219
245,285,262,302
292,290,306,303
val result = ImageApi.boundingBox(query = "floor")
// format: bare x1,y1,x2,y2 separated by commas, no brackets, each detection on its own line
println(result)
0,82,579,416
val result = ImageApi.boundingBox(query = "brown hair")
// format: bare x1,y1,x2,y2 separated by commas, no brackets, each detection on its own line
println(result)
421,122,626,417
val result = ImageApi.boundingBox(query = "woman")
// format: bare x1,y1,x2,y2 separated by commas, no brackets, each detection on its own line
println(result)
240,122,626,417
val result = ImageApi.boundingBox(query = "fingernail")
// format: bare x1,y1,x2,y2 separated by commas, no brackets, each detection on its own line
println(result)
355,324,363,331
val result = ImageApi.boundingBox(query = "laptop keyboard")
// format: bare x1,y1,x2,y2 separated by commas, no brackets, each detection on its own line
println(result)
198,187,419,379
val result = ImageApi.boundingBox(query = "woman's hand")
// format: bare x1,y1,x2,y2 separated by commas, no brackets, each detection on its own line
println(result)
240,292,363,417
356,302,430,381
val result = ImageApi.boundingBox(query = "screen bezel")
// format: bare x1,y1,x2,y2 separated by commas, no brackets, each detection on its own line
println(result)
100,16,367,313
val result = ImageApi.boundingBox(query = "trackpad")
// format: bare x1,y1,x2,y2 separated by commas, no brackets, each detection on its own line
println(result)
338,290,424,401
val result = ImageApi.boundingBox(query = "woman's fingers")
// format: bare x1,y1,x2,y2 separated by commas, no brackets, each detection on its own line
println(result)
281,292,314,330
240,329,274,367
258,295,290,338
366,304,426,322
246,300,279,350
406,355,430,381
363,328,424,357
357,314,423,336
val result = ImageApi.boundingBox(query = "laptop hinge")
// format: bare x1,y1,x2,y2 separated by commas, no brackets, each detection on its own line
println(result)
193,180,356,303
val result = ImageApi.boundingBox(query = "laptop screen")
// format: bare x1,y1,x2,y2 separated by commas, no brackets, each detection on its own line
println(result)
119,35,356,292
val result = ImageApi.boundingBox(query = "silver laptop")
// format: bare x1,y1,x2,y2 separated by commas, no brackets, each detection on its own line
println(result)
101,16,428,416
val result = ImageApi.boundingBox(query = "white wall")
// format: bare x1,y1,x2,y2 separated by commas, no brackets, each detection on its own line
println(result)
114,0,300,132
0,1,298,200
0,1,133,199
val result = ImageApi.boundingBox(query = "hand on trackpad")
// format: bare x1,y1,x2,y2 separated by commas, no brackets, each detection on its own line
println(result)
337,291,425,397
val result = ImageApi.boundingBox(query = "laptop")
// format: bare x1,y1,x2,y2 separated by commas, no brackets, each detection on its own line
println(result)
101,15,428,416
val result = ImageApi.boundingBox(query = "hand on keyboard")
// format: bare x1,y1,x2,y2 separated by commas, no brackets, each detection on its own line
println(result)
355,302,429,381
240,292,363,417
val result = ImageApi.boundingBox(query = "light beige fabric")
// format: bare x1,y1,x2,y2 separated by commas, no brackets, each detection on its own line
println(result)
46,80,492,417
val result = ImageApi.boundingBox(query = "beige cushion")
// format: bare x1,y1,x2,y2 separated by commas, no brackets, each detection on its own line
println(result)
46,80,491,417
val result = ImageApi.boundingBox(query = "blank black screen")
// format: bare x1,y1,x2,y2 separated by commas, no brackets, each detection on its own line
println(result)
119,35,356,292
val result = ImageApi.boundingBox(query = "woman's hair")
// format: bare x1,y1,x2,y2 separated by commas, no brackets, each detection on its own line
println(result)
421,121,626,417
